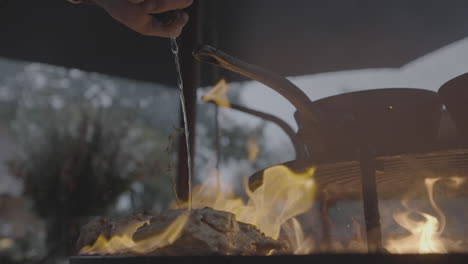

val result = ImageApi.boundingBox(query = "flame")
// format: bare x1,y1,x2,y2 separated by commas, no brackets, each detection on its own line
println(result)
386,211,446,253
202,79,231,107
177,165,316,246
80,165,315,255
385,177,465,254
282,217,315,254
247,136,260,162
79,213,189,255
0,238,14,250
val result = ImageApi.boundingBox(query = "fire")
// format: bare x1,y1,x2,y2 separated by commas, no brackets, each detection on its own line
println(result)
79,213,189,255
385,177,465,253
247,136,260,162
175,166,317,241
386,211,445,253
282,217,316,254
0,238,14,250
176,165,317,252
80,165,316,255
202,79,231,107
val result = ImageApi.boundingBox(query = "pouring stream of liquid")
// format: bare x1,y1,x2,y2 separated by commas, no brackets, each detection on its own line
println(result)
171,37,192,211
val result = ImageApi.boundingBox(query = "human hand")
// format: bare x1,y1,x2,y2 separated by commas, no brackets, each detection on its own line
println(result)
92,0,193,38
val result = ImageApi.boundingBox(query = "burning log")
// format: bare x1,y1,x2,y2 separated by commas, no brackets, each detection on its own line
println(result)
134,208,287,255
76,212,155,254
77,208,287,256
77,165,315,256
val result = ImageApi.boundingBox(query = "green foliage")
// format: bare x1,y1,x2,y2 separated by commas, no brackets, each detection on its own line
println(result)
10,113,130,219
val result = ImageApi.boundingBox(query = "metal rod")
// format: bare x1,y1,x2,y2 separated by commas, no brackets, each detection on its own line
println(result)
175,0,202,202
214,105,221,169
319,198,332,252
228,103,304,159
210,0,221,170
359,145,383,253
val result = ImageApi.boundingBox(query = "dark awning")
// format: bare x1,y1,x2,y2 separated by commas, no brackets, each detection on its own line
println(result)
1,0,468,86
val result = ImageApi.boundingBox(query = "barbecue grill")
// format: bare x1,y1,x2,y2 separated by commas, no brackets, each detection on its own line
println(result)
71,45,468,262
1,1,468,263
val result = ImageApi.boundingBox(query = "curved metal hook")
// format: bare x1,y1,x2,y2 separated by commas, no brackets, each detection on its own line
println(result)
193,45,313,113
229,103,306,159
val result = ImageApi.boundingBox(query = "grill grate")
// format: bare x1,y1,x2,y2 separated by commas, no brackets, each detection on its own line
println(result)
315,148,468,200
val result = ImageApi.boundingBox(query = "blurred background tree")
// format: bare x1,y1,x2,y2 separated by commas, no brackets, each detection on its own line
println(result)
0,61,179,262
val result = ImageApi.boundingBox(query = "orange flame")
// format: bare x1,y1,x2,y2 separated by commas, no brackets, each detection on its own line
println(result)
0,238,14,251
79,213,189,255
385,177,465,253
282,217,315,254
176,165,316,248
247,136,260,162
202,79,231,107
80,165,316,255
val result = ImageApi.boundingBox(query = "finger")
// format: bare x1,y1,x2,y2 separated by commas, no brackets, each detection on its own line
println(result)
141,0,193,14
94,0,189,37
157,12,189,37
137,12,188,38
127,10,188,37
